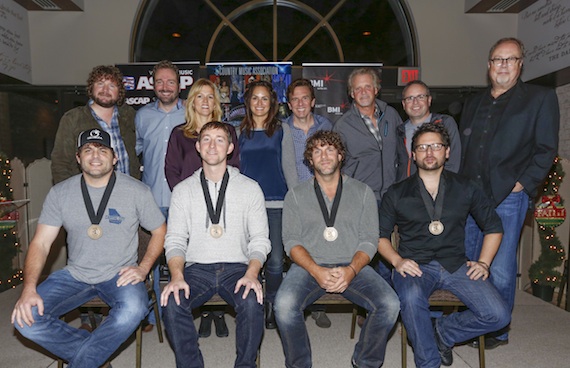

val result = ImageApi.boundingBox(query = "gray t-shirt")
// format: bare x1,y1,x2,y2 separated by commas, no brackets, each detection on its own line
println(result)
39,172,165,284
283,175,378,264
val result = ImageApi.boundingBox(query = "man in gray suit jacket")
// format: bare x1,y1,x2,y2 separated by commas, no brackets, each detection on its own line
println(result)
459,37,559,349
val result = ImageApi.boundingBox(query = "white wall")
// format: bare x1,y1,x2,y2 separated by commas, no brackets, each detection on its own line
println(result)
405,0,518,87
28,0,141,85
26,0,519,87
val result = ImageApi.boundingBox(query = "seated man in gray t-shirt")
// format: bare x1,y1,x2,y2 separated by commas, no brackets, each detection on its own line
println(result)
12,128,166,368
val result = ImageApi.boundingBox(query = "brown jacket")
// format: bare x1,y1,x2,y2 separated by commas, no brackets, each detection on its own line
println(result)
51,104,140,183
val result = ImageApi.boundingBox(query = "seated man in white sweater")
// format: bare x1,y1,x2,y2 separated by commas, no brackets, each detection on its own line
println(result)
160,121,271,368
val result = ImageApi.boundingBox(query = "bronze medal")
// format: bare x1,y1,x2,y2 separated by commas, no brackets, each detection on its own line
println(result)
210,224,223,238
428,220,444,236
87,224,103,240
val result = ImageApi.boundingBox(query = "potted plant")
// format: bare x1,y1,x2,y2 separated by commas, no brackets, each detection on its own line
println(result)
528,224,564,302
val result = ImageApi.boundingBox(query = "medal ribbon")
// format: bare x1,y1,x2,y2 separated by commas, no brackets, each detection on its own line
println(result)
314,175,343,228
81,172,116,225
417,174,445,223
200,169,229,226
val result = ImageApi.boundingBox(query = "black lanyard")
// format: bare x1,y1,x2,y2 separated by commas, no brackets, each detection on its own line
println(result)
200,169,229,225
418,174,445,222
81,172,116,225
314,175,343,227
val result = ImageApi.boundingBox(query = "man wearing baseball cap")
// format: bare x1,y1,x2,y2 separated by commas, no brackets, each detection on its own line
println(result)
12,129,166,368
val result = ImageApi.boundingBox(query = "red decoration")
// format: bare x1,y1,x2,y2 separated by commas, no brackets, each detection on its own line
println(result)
535,195,566,227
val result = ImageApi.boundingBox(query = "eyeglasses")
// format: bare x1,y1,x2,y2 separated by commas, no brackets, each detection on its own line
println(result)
414,143,446,152
489,57,522,66
402,94,429,103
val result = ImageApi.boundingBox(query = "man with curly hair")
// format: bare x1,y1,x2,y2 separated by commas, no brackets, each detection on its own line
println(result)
51,65,140,184
275,130,399,368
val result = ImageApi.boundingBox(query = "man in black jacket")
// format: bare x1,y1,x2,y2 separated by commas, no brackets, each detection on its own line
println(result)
459,37,559,348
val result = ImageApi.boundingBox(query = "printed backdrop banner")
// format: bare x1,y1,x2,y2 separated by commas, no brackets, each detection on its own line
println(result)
302,63,383,123
206,62,292,124
116,62,200,110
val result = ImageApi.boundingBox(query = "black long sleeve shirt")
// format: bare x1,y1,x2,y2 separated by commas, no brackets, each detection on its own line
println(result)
379,171,503,273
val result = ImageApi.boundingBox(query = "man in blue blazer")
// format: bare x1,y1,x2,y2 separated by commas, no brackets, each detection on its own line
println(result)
459,37,559,349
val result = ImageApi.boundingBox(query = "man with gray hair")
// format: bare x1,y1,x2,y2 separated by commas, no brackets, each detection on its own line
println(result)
333,67,403,282
460,37,559,348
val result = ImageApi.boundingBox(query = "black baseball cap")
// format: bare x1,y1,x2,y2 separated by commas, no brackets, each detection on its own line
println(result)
77,129,112,150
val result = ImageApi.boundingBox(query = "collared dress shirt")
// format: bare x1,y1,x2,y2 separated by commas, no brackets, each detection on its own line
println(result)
135,99,185,208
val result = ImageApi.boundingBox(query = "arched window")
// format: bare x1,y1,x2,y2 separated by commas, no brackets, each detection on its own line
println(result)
132,0,416,66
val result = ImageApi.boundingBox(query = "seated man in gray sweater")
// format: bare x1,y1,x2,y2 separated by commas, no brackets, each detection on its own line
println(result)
274,130,400,368
160,121,271,368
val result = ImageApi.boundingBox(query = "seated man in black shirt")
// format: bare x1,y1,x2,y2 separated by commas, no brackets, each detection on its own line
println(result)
378,123,510,368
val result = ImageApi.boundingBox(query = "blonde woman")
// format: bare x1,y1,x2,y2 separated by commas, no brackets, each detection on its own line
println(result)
165,78,240,190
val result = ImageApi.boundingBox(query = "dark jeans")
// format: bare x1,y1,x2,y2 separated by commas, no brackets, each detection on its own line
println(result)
274,264,399,368
163,263,263,368
394,261,510,368
265,208,284,302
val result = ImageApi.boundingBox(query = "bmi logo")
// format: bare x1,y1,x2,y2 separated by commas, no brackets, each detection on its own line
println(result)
310,80,324,88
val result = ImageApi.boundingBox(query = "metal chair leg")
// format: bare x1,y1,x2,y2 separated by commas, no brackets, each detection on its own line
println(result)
478,334,486,368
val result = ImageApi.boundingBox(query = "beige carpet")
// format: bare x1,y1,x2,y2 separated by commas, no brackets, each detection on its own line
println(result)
2,286,570,367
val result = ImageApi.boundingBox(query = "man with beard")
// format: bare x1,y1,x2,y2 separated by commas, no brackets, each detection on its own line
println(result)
282,78,333,329
12,129,166,368
50,65,141,332
274,130,399,368
135,60,185,332
378,123,509,368
52,65,140,184
459,37,559,348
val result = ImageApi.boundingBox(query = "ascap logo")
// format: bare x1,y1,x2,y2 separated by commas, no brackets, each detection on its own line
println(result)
126,97,152,105
123,76,195,92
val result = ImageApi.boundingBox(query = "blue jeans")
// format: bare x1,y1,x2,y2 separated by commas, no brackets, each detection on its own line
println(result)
14,269,148,368
265,208,283,302
162,263,263,368
274,264,399,368
394,261,510,368
464,190,528,340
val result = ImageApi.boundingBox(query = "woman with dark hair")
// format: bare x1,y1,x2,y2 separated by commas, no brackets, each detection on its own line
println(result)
239,80,295,329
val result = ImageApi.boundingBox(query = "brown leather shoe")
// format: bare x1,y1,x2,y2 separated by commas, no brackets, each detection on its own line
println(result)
142,323,154,333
